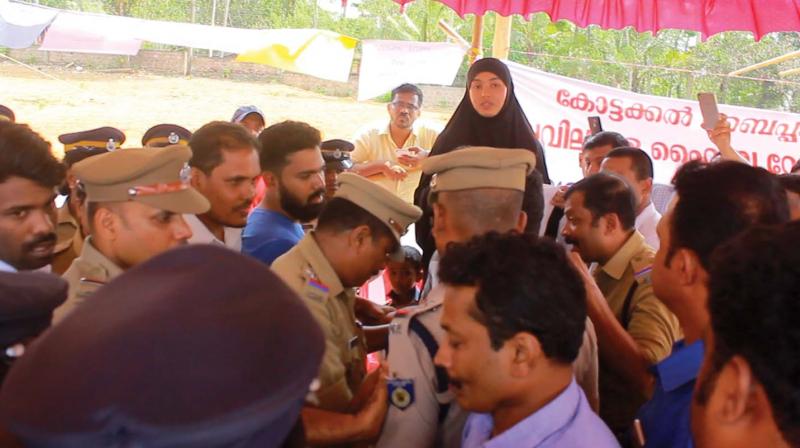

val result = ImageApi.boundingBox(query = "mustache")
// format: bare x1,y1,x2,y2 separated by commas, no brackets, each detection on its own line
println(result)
23,233,56,250
233,201,252,212
563,236,578,247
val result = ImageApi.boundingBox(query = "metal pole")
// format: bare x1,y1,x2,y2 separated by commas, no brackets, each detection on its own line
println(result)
209,0,218,57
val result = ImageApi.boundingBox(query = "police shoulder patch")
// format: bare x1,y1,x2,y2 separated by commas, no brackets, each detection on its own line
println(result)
388,378,415,410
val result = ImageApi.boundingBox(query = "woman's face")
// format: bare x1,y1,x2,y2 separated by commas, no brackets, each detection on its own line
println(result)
468,71,508,118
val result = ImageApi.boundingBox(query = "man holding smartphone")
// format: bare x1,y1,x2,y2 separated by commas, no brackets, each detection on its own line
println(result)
350,83,441,203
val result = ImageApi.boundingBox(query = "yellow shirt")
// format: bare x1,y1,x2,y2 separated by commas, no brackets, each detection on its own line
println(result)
592,230,682,432
352,120,441,203
271,233,366,412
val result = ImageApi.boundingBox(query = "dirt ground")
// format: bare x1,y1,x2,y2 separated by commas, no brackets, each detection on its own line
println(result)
0,63,454,157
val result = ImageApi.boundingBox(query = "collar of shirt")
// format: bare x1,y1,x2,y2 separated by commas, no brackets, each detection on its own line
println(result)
635,202,660,226
464,378,583,448
297,232,345,297
184,214,242,251
654,339,705,392
0,259,17,273
80,237,125,279
599,230,646,280
252,208,305,238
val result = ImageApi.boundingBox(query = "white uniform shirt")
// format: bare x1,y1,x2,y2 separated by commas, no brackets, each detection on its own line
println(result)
183,214,243,252
635,202,662,250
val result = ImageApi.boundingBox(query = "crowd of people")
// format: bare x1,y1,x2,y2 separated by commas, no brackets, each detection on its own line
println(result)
0,56,798,448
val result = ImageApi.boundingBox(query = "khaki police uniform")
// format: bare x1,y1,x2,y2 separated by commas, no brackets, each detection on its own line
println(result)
51,204,84,275
378,147,555,448
55,145,210,324
272,173,422,413
592,230,682,432
53,127,126,275
56,237,124,323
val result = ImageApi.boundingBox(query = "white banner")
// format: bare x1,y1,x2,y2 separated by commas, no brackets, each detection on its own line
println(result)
507,61,800,184
358,40,465,101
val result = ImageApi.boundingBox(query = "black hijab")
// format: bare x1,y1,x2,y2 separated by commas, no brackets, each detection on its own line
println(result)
414,58,549,268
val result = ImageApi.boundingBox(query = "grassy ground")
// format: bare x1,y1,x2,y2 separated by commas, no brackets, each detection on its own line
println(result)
0,63,453,157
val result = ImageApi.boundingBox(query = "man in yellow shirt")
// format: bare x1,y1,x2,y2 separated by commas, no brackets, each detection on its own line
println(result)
351,83,441,203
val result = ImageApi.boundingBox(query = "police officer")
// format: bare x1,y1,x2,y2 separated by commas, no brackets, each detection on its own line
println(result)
320,138,354,199
142,123,192,147
54,145,210,323
272,172,421,445
52,127,126,274
0,245,324,448
562,173,681,435
377,147,556,448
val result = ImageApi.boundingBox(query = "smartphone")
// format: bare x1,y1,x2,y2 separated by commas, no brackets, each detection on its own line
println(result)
588,116,603,135
698,92,719,130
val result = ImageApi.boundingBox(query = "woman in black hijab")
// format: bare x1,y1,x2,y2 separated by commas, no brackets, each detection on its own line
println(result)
414,57,550,266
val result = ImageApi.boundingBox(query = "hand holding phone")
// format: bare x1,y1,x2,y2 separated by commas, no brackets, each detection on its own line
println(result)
698,92,720,130
588,116,603,135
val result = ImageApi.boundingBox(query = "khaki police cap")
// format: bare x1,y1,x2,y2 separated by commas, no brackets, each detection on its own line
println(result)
422,146,536,193
72,145,210,215
334,173,422,260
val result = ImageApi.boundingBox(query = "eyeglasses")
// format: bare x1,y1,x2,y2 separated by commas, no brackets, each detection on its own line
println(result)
390,101,420,111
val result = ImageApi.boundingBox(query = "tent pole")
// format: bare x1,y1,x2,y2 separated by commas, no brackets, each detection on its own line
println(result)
492,13,512,60
469,14,484,64
729,50,800,76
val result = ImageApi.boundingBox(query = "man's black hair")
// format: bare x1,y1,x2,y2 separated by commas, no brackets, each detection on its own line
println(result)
700,222,800,446
438,231,586,364
257,121,321,173
0,121,64,188
668,161,788,270
189,121,259,174
565,173,637,231
583,131,629,152
604,146,654,180
391,83,424,107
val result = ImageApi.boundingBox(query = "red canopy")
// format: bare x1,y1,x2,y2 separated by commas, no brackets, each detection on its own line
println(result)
393,0,800,40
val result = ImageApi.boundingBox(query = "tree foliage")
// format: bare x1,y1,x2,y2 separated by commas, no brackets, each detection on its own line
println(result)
36,0,800,112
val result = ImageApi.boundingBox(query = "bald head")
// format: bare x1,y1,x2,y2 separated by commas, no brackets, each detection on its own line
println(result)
431,188,526,254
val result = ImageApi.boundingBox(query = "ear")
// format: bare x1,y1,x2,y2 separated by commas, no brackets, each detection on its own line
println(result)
600,213,620,235
640,178,654,202
515,211,528,233
386,103,392,114
349,225,372,252
190,167,205,189
714,356,758,426
262,170,278,188
508,332,542,378
672,248,702,287
94,207,118,241
432,202,447,234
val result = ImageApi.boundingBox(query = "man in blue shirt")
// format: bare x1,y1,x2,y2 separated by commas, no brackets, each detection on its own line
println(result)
243,121,326,265
635,161,789,448
434,232,618,448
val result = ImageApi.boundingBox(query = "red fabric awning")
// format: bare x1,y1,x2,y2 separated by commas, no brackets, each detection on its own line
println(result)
393,0,800,40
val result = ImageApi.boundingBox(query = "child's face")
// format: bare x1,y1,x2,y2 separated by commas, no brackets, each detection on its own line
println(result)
387,260,419,294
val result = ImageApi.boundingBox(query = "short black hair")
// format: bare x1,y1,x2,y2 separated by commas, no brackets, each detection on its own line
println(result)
778,174,800,195
189,121,259,174
0,121,64,188
397,246,422,271
391,83,424,107
704,222,800,446
583,131,629,152
257,121,321,173
604,146,654,180
791,159,800,174
316,197,394,243
565,173,637,231
438,232,586,364
668,161,788,270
